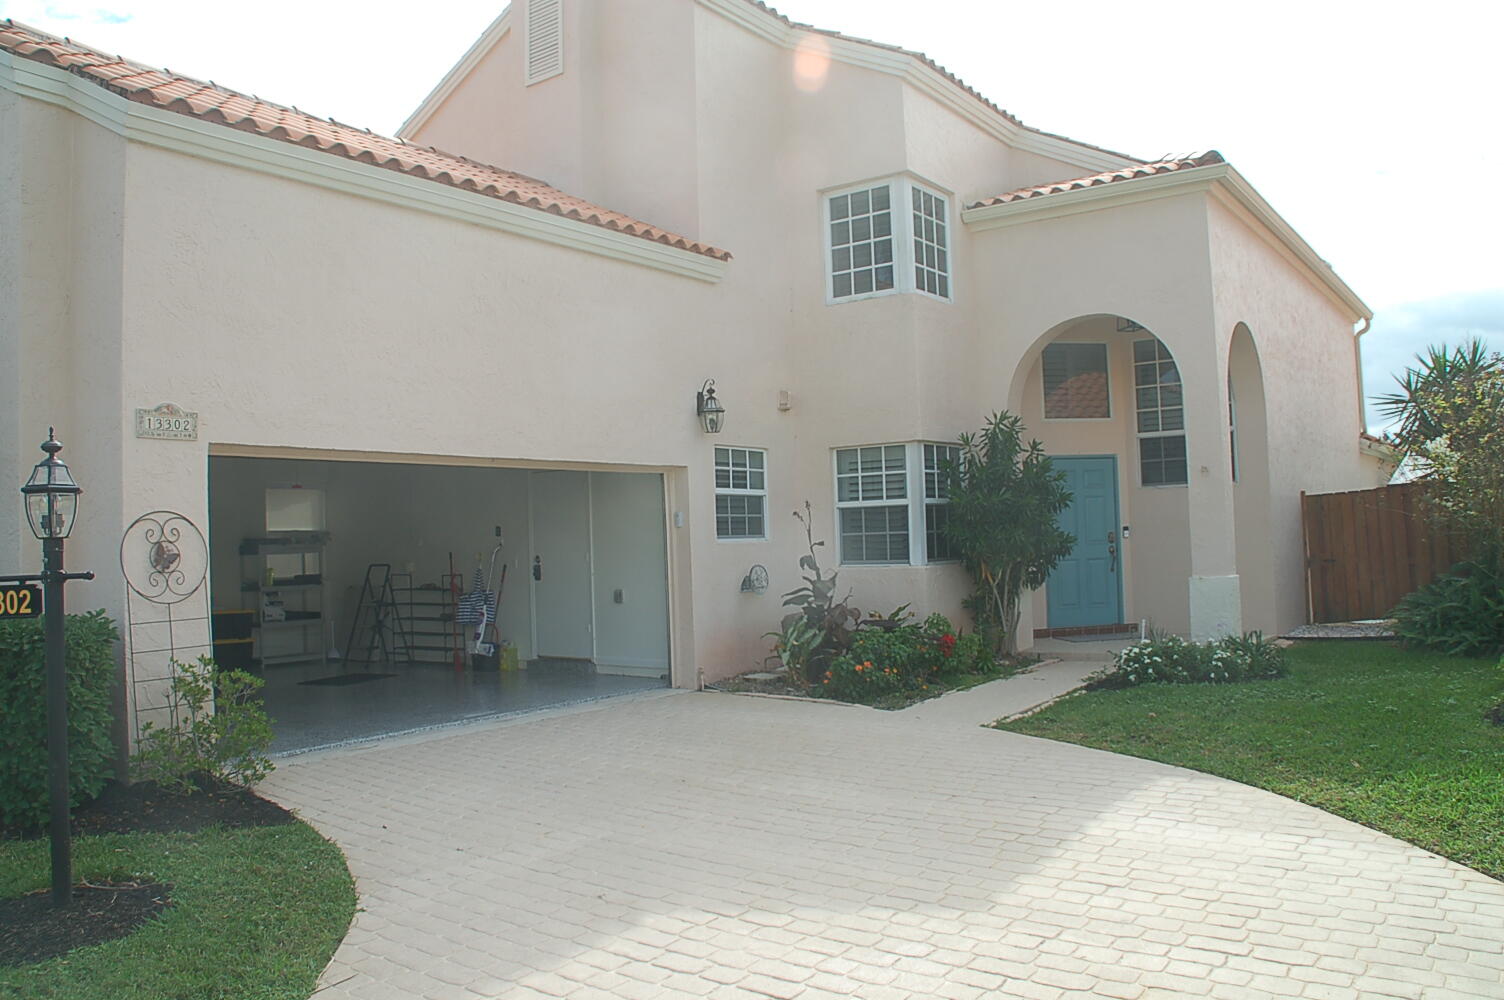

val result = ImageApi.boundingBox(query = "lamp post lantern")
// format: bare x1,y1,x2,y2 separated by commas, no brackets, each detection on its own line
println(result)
20,429,87,906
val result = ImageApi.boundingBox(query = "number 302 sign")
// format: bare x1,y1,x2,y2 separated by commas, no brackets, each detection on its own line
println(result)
0,584,42,619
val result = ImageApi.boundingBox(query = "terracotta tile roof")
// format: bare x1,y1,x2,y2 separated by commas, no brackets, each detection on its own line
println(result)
970,151,1226,209
0,20,731,262
740,1,1143,167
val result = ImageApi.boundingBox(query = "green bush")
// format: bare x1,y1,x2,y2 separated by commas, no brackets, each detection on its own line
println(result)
132,656,275,793
0,610,120,830
1391,559,1504,658
815,613,997,701
1089,631,1287,689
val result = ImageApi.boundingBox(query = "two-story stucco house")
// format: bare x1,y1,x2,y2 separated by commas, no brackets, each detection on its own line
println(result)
1,1,1379,749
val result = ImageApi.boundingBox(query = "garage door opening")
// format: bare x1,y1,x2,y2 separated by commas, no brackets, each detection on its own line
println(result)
208,456,671,753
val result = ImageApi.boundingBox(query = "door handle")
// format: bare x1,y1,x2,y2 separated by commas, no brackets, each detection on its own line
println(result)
1107,531,1118,573
532,556,542,581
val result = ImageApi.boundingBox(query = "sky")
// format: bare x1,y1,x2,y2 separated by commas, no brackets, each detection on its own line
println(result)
4,0,1501,428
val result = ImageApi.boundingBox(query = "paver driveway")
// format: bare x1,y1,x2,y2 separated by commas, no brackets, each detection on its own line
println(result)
261,690,1504,1000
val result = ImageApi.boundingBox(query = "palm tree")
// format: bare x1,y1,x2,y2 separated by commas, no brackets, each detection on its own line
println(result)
1375,338,1503,450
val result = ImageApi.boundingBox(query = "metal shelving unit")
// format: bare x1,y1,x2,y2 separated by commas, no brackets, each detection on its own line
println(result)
239,534,330,666
391,571,464,671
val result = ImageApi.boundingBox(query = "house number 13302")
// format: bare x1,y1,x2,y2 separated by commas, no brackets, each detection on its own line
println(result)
134,404,199,441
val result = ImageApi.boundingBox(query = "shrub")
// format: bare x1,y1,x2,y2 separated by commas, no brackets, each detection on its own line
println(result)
132,656,274,793
1391,559,1504,658
775,502,861,683
0,610,120,830
942,411,1075,655
1090,632,1287,689
815,613,998,701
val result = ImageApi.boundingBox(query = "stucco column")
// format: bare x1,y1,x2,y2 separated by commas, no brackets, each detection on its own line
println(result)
1181,341,1241,640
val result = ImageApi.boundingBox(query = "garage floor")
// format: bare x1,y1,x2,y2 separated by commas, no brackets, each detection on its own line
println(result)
261,661,664,754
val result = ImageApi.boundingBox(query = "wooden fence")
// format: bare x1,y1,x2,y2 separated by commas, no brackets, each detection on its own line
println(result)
1301,482,1463,624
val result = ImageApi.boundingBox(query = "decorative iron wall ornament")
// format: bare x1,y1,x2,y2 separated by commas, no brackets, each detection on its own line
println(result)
120,511,206,605
119,510,213,742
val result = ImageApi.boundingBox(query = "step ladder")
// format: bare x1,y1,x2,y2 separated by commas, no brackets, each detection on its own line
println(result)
343,563,412,666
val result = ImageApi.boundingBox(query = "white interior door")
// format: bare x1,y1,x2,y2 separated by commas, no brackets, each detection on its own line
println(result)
529,470,594,660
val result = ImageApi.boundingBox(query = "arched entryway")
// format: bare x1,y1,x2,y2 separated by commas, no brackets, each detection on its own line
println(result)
1228,322,1275,632
1004,314,1197,638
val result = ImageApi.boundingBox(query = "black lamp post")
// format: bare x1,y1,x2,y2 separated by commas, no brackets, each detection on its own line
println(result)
20,429,87,906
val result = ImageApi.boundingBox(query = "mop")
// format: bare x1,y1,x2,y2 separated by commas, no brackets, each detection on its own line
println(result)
459,542,506,656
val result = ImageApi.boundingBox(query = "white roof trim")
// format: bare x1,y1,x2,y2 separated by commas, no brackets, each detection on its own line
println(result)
961,163,1371,321
398,5,512,139
0,49,727,283
693,0,1136,175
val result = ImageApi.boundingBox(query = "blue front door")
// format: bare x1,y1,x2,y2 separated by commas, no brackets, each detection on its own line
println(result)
1047,457,1122,628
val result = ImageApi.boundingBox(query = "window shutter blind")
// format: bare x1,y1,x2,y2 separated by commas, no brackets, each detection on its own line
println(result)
524,0,564,86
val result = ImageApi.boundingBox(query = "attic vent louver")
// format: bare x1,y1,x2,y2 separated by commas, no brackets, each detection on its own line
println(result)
524,0,564,86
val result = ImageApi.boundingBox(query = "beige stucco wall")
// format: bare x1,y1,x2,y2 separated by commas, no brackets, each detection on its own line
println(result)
1206,197,1368,634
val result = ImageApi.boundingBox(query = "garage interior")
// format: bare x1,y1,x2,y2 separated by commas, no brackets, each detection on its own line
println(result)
208,456,671,753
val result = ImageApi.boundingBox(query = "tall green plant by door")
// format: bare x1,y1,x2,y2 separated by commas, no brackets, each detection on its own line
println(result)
942,411,1075,655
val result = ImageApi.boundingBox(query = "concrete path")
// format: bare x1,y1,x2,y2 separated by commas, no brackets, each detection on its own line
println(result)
261,687,1504,1000
900,659,1100,728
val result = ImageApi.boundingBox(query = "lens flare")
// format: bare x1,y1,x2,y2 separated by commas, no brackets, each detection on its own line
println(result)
793,34,831,93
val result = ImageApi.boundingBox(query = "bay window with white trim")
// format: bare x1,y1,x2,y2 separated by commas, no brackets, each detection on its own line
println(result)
923,444,961,562
833,443,962,565
825,178,953,304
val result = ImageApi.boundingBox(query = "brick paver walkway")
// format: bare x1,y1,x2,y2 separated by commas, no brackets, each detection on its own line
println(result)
261,690,1504,1000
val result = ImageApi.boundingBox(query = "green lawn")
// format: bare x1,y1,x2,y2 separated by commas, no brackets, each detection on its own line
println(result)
1001,642,1504,880
1,820,355,999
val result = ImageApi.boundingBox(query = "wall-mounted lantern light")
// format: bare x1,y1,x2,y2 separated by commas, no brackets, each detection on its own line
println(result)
696,378,725,434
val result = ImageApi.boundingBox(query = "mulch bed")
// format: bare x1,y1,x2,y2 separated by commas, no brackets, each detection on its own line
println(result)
65,777,295,838
1,778,295,966
0,881,173,967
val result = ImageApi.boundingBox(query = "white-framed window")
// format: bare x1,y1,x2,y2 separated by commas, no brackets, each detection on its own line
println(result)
714,447,767,540
832,442,962,565
911,186,950,299
923,444,961,562
1134,338,1187,486
1042,342,1111,420
835,445,909,563
827,184,895,300
826,178,952,304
